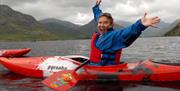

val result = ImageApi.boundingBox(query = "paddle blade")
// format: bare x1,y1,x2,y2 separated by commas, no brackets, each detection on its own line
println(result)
42,70,79,91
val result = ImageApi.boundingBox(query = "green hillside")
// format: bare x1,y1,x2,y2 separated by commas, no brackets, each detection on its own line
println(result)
0,5,75,41
39,18,84,39
77,19,124,39
164,19,180,36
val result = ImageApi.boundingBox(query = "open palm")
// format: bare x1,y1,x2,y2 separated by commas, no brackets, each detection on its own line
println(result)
141,13,160,28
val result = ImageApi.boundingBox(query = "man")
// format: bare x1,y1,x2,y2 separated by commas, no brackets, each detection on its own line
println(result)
89,0,160,66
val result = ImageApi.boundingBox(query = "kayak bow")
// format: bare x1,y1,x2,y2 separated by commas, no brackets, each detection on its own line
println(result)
0,48,31,57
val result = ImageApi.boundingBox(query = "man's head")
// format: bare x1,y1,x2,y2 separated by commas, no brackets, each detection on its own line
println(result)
98,13,114,34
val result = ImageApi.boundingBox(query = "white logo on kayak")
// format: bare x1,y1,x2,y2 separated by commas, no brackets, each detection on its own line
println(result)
37,57,78,77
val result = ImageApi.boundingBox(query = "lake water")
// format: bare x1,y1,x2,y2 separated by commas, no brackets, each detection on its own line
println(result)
0,36,180,91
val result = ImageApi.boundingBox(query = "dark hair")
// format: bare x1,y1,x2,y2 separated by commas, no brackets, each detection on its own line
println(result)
99,12,114,24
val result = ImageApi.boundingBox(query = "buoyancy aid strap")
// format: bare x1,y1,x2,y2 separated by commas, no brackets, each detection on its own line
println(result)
114,49,122,64
101,52,116,61
101,49,122,64
89,33,102,63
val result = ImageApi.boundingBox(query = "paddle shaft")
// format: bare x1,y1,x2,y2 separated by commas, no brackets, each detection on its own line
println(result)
75,60,90,71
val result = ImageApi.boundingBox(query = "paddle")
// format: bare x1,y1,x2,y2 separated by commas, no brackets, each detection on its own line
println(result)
42,60,90,91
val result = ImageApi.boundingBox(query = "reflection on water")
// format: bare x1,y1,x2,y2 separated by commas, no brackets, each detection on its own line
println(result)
72,81,180,91
0,37,180,91
1,69,180,91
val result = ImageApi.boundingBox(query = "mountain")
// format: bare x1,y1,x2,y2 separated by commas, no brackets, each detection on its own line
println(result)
115,20,131,27
77,20,97,38
164,19,180,36
0,5,61,41
39,18,80,29
40,18,124,39
116,20,171,37
141,21,171,37
78,19,124,38
39,18,83,38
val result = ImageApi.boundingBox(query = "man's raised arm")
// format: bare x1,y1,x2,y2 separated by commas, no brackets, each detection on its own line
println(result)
92,0,103,23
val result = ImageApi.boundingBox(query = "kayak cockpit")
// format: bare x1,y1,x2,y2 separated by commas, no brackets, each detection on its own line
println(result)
62,55,89,63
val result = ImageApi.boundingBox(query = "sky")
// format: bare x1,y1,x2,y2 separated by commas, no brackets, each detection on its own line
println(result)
1,0,180,25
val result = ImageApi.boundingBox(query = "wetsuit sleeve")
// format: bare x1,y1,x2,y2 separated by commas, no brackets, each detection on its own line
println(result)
114,19,148,48
92,4,102,23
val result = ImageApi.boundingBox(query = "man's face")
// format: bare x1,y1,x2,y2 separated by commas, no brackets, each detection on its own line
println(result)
98,16,113,35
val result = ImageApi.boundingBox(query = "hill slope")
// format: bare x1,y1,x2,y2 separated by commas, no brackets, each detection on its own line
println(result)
78,19,124,38
0,5,68,41
164,19,180,36
39,18,83,38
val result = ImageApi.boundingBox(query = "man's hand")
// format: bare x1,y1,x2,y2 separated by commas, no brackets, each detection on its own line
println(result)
141,12,160,28
96,0,101,5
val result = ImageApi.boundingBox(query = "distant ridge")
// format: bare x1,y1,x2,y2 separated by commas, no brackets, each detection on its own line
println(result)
164,19,180,36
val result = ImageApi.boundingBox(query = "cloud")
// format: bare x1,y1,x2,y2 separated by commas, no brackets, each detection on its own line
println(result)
107,0,180,23
2,0,39,6
1,0,180,25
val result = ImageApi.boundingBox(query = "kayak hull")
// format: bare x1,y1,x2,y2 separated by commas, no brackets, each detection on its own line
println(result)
77,60,180,81
0,48,31,57
0,55,180,81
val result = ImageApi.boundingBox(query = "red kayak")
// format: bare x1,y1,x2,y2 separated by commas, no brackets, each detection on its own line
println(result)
0,55,180,81
0,48,31,57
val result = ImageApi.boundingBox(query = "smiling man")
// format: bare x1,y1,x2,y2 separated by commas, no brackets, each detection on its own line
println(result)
89,0,160,66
